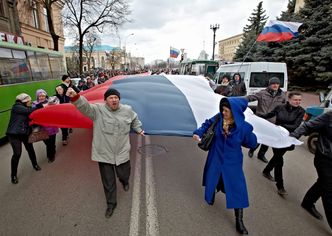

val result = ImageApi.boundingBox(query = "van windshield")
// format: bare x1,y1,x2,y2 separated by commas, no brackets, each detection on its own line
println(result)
249,72,284,88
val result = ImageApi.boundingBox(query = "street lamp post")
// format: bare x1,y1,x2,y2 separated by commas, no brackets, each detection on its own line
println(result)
210,24,219,61
124,33,134,71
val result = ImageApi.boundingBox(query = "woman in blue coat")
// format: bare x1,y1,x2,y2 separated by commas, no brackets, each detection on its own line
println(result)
193,97,257,234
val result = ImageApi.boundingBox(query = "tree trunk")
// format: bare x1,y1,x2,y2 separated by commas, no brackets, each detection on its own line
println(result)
45,3,59,51
79,35,84,75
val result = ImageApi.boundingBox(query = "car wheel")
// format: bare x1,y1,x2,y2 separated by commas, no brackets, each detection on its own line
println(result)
307,133,318,154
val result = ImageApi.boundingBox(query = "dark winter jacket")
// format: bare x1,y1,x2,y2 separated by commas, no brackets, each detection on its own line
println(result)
290,111,332,159
261,102,305,132
194,97,257,208
6,101,43,135
214,84,232,96
230,81,247,96
246,88,286,123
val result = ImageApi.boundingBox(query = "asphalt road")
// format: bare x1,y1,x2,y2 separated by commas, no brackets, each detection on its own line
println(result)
0,128,331,236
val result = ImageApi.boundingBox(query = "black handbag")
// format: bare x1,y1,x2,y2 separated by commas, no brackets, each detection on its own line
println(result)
198,115,220,151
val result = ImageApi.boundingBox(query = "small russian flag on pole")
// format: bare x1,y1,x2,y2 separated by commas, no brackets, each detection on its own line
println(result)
170,47,180,58
256,20,303,42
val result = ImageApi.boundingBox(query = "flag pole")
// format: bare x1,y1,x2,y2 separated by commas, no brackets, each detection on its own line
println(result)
237,40,257,72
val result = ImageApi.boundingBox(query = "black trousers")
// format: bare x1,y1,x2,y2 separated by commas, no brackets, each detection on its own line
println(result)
43,134,56,160
302,153,332,230
98,161,131,208
8,134,38,177
263,147,288,189
250,144,269,157
61,128,68,141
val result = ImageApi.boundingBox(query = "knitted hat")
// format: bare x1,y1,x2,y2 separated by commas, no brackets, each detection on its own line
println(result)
16,93,31,103
269,77,280,85
104,88,120,100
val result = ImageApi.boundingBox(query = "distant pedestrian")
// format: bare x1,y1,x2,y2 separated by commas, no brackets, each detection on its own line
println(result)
86,76,95,89
290,111,332,230
66,87,144,219
230,73,246,96
246,77,286,163
77,79,88,91
193,97,257,235
6,93,44,184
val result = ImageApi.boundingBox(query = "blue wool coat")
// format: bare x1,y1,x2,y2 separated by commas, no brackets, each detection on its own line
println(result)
194,97,257,209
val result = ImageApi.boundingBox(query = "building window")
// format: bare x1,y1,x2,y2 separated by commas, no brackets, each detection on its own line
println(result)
43,7,49,32
32,1,39,29
0,0,4,16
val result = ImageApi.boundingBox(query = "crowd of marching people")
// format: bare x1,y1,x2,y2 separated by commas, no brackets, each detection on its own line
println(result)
5,71,332,234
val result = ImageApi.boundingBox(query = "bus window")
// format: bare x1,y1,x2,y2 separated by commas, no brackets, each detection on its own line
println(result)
0,58,31,84
249,72,284,88
49,55,65,80
0,48,13,58
12,50,26,59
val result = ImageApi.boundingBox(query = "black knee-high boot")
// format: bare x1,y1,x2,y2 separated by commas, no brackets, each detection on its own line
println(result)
234,208,248,235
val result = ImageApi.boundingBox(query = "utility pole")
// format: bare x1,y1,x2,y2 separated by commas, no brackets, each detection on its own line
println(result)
210,24,220,60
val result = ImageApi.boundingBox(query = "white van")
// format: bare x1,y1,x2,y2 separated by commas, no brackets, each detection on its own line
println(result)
214,62,288,96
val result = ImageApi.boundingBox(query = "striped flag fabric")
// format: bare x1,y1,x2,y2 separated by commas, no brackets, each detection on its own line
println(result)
256,20,303,42
30,74,302,148
170,47,180,58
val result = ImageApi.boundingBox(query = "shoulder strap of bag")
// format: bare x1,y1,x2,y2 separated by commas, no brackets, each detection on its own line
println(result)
211,114,220,130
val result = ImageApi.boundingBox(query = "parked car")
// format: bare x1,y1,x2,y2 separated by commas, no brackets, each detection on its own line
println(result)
303,85,332,153
70,77,85,86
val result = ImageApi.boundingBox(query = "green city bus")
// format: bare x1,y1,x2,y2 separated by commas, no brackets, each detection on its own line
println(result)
0,41,66,140
179,60,219,77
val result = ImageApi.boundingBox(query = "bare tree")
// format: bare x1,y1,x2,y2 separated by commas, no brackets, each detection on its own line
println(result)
63,0,130,74
106,49,122,70
83,31,100,71
41,0,62,51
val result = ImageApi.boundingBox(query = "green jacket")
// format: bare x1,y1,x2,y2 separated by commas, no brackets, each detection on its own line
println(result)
73,96,143,165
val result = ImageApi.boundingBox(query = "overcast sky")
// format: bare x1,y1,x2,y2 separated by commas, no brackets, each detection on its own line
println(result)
99,0,289,64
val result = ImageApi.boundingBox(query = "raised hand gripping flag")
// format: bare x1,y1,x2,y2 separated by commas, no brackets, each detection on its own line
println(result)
257,20,303,42
170,47,180,58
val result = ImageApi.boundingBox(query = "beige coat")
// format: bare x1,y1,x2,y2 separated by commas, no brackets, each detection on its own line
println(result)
73,96,143,165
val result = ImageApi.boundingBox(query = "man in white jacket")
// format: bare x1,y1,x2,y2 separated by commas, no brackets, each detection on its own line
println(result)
66,87,144,218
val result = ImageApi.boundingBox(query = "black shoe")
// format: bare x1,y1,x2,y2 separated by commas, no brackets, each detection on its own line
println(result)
262,171,275,182
48,157,55,163
123,183,129,192
33,164,41,171
301,203,323,220
105,204,117,218
248,150,254,158
277,188,288,196
257,155,268,163
11,176,18,184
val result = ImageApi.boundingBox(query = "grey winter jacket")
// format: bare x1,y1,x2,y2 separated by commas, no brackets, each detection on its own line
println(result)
73,96,143,165
246,88,286,123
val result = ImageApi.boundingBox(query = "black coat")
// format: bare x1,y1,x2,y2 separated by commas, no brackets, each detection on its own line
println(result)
6,101,42,135
291,111,332,159
262,102,305,132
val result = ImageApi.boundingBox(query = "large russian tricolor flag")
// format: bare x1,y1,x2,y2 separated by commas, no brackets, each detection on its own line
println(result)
256,20,303,42
30,74,301,148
